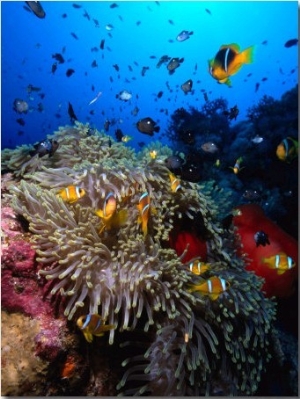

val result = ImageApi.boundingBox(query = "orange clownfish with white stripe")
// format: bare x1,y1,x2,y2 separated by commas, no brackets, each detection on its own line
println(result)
262,252,296,275
188,259,210,276
137,192,151,236
95,192,127,233
188,276,230,300
169,172,182,193
77,314,115,343
57,185,86,203
208,43,255,86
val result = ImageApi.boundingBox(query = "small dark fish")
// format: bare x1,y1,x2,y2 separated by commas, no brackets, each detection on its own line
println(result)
138,142,145,148
66,68,75,77
141,66,149,76
181,79,193,94
72,3,82,8
110,3,118,8
93,18,99,27
83,9,90,20
62,13,67,18
115,128,124,142
29,139,59,158
25,1,46,18
52,53,65,64
223,105,239,121
13,99,29,114
284,38,298,48
17,130,24,136
157,91,163,98
261,77,268,82
168,19,174,25
51,62,57,74
261,40,268,45
104,120,111,132
27,84,41,93
136,117,160,136
254,231,270,247
91,47,98,52
136,20,141,26
156,55,171,68
37,102,44,112
128,65,133,72
255,82,260,92
91,60,98,68
100,39,105,50
176,30,193,42
131,106,139,116
167,57,184,74
113,64,120,71
68,102,78,122
205,8,211,15
71,32,79,40
16,118,25,126
242,189,261,201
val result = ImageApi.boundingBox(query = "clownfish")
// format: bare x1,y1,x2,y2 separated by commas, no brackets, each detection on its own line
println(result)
230,157,244,174
208,43,255,86
188,276,230,300
76,314,115,343
169,172,182,192
137,192,151,236
57,185,86,203
95,192,127,233
262,252,296,275
188,259,210,275
276,137,298,163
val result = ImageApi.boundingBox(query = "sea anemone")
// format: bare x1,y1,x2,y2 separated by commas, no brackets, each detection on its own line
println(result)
6,123,276,395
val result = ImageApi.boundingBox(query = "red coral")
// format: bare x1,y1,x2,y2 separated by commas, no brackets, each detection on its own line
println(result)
232,204,298,298
2,240,36,276
169,230,207,263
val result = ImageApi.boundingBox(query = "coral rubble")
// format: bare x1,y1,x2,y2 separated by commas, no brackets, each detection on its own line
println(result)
2,122,279,395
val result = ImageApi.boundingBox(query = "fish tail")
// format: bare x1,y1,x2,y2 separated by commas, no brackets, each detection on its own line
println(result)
240,45,255,64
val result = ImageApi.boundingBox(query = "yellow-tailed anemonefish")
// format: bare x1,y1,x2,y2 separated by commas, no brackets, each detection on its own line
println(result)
261,252,296,275
76,314,115,343
137,192,151,236
188,276,230,300
230,157,244,174
188,259,210,276
95,192,127,233
169,172,182,192
57,185,86,203
208,43,255,86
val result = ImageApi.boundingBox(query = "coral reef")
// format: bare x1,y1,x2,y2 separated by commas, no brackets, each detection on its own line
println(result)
1,122,280,395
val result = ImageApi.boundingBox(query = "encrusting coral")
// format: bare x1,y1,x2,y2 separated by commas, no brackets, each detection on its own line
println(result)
3,122,276,395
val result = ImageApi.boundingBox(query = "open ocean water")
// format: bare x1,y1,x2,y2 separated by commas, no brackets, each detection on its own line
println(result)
1,1,298,151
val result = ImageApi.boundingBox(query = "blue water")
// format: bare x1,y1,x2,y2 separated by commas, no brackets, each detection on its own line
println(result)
1,1,298,150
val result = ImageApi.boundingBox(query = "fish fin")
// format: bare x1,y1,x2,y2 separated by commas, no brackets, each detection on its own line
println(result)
239,45,255,64
154,126,160,132
210,293,219,300
220,43,240,52
95,209,104,218
83,331,93,343
110,209,128,229
277,269,286,275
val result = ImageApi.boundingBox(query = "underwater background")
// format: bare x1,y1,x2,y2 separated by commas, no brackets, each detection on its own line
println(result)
1,0,299,396
1,1,298,150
